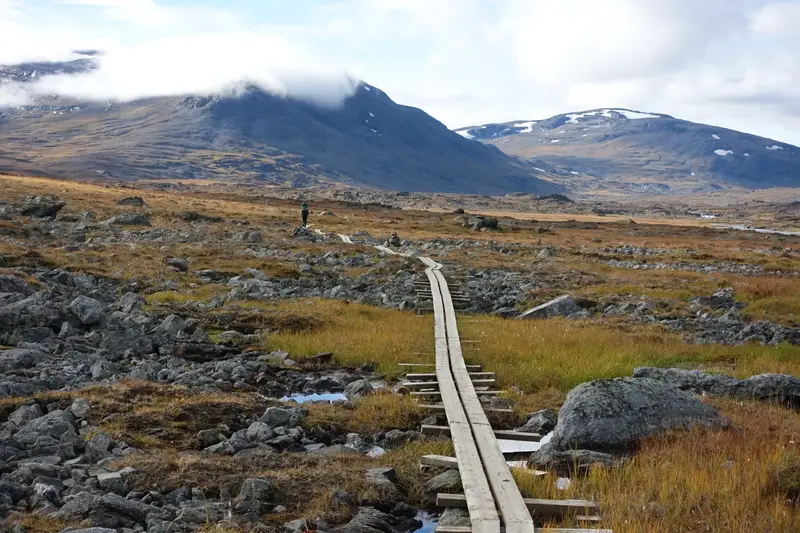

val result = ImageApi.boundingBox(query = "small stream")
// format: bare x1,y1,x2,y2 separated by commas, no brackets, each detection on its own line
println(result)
279,392,347,403
412,512,438,533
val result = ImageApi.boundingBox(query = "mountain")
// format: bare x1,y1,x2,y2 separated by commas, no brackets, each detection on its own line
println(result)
0,56,560,196
455,109,800,195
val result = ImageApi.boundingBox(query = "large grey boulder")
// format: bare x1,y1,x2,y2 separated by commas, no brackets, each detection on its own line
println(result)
365,467,402,499
517,295,588,319
20,195,65,218
0,275,35,295
633,368,800,408
116,196,145,207
89,493,151,528
14,410,76,446
237,478,277,502
549,377,727,452
260,407,305,429
69,295,107,326
8,403,45,427
423,469,461,495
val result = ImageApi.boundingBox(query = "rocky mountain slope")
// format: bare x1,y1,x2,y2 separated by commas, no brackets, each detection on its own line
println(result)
0,54,560,195
455,109,800,195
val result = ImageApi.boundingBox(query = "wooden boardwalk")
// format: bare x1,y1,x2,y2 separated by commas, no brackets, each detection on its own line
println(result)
327,230,609,533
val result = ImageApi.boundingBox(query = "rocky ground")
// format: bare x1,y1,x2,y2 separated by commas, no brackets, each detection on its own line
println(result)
2,179,800,533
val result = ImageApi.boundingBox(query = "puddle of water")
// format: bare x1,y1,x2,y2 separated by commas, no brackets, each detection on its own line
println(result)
412,511,438,533
712,223,800,236
498,431,553,454
279,393,347,404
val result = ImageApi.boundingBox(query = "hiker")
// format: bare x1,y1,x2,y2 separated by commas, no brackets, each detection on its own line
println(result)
300,202,309,227
387,231,401,247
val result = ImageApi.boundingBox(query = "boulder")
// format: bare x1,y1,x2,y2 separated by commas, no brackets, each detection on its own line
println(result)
179,211,224,223
14,410,76,446
517,295,587,319
548,377,727,452
423,469,461,495
344,379,374,399
20,195,65,218
237,478,276,502
70,398,92,419
89,493,151,527
633,368,800,408
517,408,558,434
308,444,361,457
165,257,189,272
246,422,274,443
159,314,186,336
260,407,305,429
0,275,35,295
8,403,45,427
197,429,226,449
105,213,150,226
116,197,145,207
466,215,499,231
365,467,402,498
282,519,310,533
68,295,107,326
332,507,395,533
529,446,617,476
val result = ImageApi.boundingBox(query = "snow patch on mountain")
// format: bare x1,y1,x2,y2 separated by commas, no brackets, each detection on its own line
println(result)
715,149,734,156
513,121,537,133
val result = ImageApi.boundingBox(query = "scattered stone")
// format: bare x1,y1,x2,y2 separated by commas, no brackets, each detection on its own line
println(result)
423,469,461,496
105,212,150,226
165,257,189,272
344,378,374,399
517,408,558,434
116,196,145,207
529,446,617,476
179,211,223,223
20,195,66,218
70,398,92,419
68,295,107,326
517,295,588,319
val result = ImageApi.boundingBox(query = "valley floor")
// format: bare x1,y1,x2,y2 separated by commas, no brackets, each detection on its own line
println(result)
1,175,799,533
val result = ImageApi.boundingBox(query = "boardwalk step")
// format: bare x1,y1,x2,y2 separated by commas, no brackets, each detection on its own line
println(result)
437,493,601,521
399,363,482,371
405,372,495,381
421,425,541,441
419,404,513,415
401,379,496,390
410,390,501,398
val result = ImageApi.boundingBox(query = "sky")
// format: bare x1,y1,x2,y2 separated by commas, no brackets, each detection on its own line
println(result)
2,0,800,144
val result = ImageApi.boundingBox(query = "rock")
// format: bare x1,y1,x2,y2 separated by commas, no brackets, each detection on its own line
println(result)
14,410,76,446
68,295,107,326
633,368,800,408
309,444,361,457
159,314,186,335
517,295,587,319
86,431,112,454
179,211,224,223
0,275,35,295
20,195,66,218
197,429,226,449
333,507,395,533
344,379,374,399
115,292,145,314
246,422,274,443
237,478,276,502
106,212,150,226
466,216,498,231
517,408,558,434
57,529,116,533
8,403,45,427
260,407,304,428
438,507,470,528
330,488,356,509
423,469,461,495
692,287,739,310
89,493,151,527
282,519,310,533
165,257,189,272
549,377,728,453
70,398,91,419
365,467,401,498
537,247,557,259
529,445,617,476
234,231,263,243
116,196,145,207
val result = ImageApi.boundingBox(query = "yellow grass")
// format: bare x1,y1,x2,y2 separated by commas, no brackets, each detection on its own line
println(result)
267,299,433,377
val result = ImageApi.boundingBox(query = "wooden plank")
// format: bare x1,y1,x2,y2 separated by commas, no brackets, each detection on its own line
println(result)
421,454,459,469
401,378,496,390
419,405,513,415
406,372,495,381
400,363,482,371
435,527,472,533
493,430,542,442
422,425,538,441
411,390,501,397
436,494,599,520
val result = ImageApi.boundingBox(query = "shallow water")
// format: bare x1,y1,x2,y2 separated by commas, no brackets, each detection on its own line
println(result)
279,392,347,403
412,511,438,533
712,223,800,236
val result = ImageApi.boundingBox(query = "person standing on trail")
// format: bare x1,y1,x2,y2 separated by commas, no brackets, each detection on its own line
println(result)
300,202,309,227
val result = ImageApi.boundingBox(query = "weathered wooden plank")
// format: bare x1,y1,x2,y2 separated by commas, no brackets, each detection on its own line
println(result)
436,493,600,520
410,390,501,397
493,430,542,442
400,363,483,371
419,404,513,415
421,454,459,469
401,378,496,390
406,372,495,381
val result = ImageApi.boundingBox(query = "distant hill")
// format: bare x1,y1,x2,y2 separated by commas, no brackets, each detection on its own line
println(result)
455,109,800,195
0,56,560,195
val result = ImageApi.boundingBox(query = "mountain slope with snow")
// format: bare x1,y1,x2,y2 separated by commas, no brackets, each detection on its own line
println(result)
455,109,799,194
